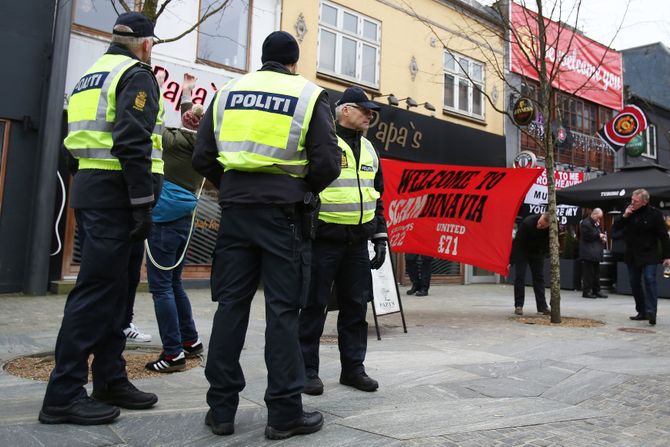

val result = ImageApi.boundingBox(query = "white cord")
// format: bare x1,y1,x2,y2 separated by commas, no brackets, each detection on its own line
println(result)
50,171,67,257
145,178,206,271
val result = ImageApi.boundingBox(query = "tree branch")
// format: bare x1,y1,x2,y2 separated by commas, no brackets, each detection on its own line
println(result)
155,0,231,45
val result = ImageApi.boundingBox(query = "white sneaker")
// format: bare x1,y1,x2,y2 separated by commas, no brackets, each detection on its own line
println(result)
123,322,152,343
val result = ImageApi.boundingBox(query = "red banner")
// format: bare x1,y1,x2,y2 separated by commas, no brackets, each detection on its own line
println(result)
383,160,542,276
510,2,623,110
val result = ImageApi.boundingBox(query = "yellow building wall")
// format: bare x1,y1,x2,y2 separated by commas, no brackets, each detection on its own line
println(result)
281,0,505,136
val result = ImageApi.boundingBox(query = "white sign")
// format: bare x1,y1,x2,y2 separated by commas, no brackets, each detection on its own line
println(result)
523,169,584,224
368,241,401,316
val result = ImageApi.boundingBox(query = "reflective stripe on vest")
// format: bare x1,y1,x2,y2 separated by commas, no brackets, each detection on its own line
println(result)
212,71,322,177
64,54,164,173
319,136,380,225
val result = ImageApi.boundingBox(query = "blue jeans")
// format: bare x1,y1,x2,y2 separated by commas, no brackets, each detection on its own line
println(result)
627,263,658,315
146,215,199,356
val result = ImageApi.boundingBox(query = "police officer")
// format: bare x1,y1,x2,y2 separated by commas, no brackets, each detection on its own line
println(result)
299,87,387,396
193,31,340,440
39,12,162,425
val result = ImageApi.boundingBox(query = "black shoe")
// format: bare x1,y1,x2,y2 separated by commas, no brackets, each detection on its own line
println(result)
265,411,323,440
582,293,597,298
39,396,120,425
145,352,186,373
594,292,608,298
629,313,648,321
415,290,429,297
406,286,418,295
183,338,204,358
339,372,379,392
91,379,158,410
537,308,551,315
205,409,234,436
302,375,324,395
649,313,657,325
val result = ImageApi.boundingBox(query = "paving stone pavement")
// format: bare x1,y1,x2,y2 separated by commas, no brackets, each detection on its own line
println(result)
1,284,669,446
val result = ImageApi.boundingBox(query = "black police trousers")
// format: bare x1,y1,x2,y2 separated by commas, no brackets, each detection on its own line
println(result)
205,205,310,426
299,238,372,378
43,208,142,406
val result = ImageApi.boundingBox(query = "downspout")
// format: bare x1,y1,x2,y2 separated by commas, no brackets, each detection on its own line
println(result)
24,0,73,295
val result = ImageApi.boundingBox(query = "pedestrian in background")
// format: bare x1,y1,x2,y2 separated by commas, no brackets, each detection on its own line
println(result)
145,73,204,373
579,208,608,298
510,212,551,316
612,189,670,325
193,31,340,440
405,253,433,296
40,12,162,425
299,87,387,397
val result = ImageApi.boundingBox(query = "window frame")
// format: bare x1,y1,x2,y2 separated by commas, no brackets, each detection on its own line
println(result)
317,1,381,88
642,124,657,159
71,0,140,38
0,119,10,216
196,0,253,73
443,50,485,119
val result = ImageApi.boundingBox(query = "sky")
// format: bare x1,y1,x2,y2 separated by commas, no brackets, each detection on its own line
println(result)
478,0,670,50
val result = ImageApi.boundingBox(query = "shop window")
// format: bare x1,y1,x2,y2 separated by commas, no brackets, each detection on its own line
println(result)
317,1,381,88
0,120,9,215
74,0,136,34
443,50,485,119
197,0,251,72
643,124,657,159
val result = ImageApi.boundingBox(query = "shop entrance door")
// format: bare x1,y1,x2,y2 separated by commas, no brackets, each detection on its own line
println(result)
465,264,498,284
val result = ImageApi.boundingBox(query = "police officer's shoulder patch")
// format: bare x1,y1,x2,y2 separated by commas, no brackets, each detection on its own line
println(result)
134,91,147,111
341,150,348,168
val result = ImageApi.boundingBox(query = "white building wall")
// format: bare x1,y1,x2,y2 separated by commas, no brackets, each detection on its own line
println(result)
65,0,279,127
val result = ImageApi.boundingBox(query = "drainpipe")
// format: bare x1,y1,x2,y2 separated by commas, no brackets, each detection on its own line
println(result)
24,0,73,295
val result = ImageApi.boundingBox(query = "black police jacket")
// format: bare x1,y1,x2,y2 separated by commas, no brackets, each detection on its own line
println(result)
315,124,388,243
69,43,162,209
612,204,670,267
192,62,341,205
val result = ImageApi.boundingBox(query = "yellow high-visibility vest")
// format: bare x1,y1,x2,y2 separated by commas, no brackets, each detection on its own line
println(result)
319,135,380,225
212,70,322,177
64,53,164,174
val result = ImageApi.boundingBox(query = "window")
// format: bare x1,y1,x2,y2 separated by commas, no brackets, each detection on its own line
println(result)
443,51,485,118
643,124,657,159
198,0,251,72
317,1,380,87
74,0,136,34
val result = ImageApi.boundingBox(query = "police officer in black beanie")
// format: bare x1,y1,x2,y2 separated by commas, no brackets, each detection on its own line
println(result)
193,30,340,440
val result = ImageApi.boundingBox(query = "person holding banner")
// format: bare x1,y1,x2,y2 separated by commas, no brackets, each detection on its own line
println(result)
612,189,670,325
299,86,387,396
579,208,608,299
510,213,551,316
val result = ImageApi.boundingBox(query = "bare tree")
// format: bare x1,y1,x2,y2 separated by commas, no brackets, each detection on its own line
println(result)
112,0,233,44
400,0,627,322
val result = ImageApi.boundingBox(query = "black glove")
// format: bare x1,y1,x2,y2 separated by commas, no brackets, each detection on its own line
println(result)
370,239,387,270
129,205,152,242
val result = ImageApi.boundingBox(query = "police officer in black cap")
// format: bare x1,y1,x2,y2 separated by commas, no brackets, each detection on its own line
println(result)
299,87,387,396
40,12,163,425
193,31,340,439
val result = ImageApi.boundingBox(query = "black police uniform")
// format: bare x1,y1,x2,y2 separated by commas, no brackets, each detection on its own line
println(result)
43,43,162,407
192,61,340,426
298,123,387,379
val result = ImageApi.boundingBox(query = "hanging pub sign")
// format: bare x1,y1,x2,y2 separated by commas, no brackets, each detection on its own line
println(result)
597,104,648,152
512,97,536,126
624,133,646,157
513,150,538,168
553,121,572,149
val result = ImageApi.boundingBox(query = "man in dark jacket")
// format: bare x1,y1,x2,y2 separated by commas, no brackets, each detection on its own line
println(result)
40,12,161,425
510,213,551,316
612,189,670,325
193,31,341,440
579,208,608,298
298,87,387,397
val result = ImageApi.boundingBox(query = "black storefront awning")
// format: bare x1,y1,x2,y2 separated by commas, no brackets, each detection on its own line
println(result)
556,164,670,209
326,88,506,167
